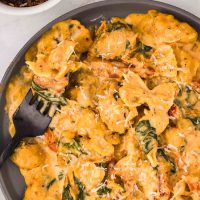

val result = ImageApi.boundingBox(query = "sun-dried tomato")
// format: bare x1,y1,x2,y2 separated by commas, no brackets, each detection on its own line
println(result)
168,104,177,118
44,129,58,152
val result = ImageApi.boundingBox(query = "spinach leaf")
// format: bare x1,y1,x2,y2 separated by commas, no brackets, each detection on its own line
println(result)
168,158,176,174
185,86,198,108
58,171,64,180
188,116,200,125
173,98,182,107
69,24,74,29
63,137,88,156
97,185,112,196
107,22,132,32
113,91,120,101
188,117,200,130
62,184,74,200
174,85,198,109
134,41,152,58
88,25,98,40
125,40,130,49
135,120,151,134
95,163,112,196
46,178,56,190
95,162,109,169
118,82,123,87
157,149,176,174
135,120,157,154
95,162,109,183
73,174,85,200
32,81,67,106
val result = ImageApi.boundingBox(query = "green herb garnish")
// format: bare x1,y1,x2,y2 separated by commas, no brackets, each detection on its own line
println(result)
185,86,198,108
188,117,200,130
174,85,198,109
95,163,109,169
62,184,74,200
32,81,67,106
134,41,152,58
113,91,120,101
174,98,182,107
125,40,130,49
46,178,56,190
95,162,109,183
63,137,87,156
97,185,112,196
69,24,74,29
118,82,123,87
73,174,85,200
157,149,176,174
135,120,157,154
189,116,200,125
107,22,132,32
58,171,64,180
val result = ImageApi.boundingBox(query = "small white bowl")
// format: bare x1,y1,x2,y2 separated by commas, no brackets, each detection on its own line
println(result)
0,0,61,15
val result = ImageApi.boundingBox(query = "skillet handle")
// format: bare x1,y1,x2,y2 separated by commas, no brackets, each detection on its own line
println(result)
0,135,20,168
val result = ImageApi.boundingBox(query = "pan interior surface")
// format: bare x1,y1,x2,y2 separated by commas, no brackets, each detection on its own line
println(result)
0,0,200,199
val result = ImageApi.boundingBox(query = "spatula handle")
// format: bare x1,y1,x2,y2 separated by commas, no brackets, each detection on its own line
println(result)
0,135,20,168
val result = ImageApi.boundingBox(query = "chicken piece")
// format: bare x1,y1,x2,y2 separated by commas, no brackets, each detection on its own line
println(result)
119,71,150,108
173,47,200,83
80,137,114,161
51,100,114,158
11,141,46,170
27,40,81,79
25,19,92,61
86,58,129,79
115,157,159,200
164,128,186,149
180,130,200,174
51,100,109,137
66,69,99,108
72,161,105,191
172,177,200,200
85,136,115,157
89,20,137,61
150,45,177,79
33,75,68,95
157,160,171,200
22,165,65,200
97,80,137,133
125,10,197,47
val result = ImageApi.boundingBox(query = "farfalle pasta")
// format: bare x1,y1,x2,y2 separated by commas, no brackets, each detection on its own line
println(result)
5,10,200,200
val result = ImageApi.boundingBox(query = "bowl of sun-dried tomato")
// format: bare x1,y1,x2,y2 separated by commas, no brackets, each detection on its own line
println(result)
0,0,61,15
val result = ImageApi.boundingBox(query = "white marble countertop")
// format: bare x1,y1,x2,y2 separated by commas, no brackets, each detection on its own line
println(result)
0,0,200,199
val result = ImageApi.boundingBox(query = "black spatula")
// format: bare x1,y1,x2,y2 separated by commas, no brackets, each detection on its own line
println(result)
0,89,52,167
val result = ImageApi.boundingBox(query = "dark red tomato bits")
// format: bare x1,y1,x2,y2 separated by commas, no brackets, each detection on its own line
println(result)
168,104,177,118
0,0,48,7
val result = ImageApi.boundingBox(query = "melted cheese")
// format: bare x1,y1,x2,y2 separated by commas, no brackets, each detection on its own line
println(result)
5,10,200,200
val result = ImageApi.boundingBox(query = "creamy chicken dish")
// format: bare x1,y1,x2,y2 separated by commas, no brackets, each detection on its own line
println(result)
5,10,200,200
